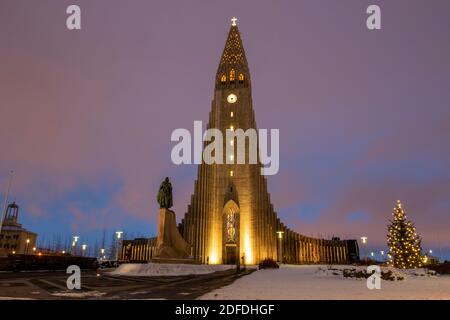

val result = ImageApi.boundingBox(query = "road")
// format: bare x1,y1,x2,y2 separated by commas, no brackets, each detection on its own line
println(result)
0,268,254,300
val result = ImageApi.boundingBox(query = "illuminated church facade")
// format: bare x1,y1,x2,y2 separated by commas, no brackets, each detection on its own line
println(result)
178,19,359,265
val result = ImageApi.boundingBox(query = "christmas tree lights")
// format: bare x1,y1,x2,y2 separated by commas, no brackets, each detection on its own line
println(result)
387,200,424,268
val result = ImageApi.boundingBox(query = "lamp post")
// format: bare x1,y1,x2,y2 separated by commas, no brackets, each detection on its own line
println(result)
72,236,79,255
276,231,284,263
115,231,123,262
81,244,87,257
100,248,105,260
25,238,30,254
360,236,368,262
380,250,385,261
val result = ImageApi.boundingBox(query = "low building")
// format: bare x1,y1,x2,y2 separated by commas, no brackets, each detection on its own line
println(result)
119,237,157,262
423,254,439,265
0,202,37,257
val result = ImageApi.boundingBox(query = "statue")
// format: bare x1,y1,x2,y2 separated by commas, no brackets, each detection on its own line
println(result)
157,177,173,209
154,177,191,260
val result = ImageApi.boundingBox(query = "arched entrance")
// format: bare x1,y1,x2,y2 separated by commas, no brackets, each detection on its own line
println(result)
222,200,240,265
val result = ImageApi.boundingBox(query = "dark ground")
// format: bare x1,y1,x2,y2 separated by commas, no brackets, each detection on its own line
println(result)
0,268,254,300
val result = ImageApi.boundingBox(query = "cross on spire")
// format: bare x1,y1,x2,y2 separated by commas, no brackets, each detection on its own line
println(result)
231,17,237,26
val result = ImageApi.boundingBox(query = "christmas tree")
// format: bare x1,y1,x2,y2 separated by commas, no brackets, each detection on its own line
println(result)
387,200,424,268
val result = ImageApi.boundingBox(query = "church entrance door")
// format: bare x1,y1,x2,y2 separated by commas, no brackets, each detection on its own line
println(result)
225,244,237,264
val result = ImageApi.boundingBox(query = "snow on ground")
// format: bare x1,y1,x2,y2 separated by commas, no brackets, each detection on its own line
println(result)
51,291,106,298
110,263,235,277
199,265,450,300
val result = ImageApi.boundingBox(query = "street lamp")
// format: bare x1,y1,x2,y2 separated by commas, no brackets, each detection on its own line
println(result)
100,248,105,260
276,231,284,263
81,244,87,257
360,236,368,262
25,238,30,254
115,231,123,262
32,247,36,254
380,250,385,261
429,249,433,255
73,236,79,255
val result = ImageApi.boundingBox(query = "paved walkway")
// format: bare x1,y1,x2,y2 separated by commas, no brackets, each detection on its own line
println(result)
0,268,254,300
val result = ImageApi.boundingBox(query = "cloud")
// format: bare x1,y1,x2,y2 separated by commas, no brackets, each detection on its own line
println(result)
26,203,47,218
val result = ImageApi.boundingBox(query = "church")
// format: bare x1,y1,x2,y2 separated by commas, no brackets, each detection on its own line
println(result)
120,19,359,265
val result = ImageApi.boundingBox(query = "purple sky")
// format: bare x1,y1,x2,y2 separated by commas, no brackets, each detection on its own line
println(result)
1,0,450,259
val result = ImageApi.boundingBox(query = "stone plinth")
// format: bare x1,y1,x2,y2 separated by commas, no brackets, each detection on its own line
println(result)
154,208,191,259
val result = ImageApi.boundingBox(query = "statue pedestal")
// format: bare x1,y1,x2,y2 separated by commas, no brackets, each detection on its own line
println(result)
154,208,191,259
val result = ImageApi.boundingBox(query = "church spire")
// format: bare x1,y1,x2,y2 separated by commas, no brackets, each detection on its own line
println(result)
216,18,250,89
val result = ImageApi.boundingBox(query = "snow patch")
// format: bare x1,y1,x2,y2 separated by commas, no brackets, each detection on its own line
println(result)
51,291,106,298
110,263,235,277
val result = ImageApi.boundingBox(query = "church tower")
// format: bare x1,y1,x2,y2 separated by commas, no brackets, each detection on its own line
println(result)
179,18,358,265
180,18,278,264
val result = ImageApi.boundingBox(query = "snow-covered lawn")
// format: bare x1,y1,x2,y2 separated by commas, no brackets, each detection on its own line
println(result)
199,264,450,300
110,263,235,277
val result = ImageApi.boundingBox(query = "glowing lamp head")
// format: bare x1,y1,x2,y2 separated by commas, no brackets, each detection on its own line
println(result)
360,236,368,244
276,231,284,239
116,231,123,239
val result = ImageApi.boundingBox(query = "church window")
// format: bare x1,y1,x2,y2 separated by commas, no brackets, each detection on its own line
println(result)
238,73,244,83
230,69,235,82
226,211,236,242
221,74,226,83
